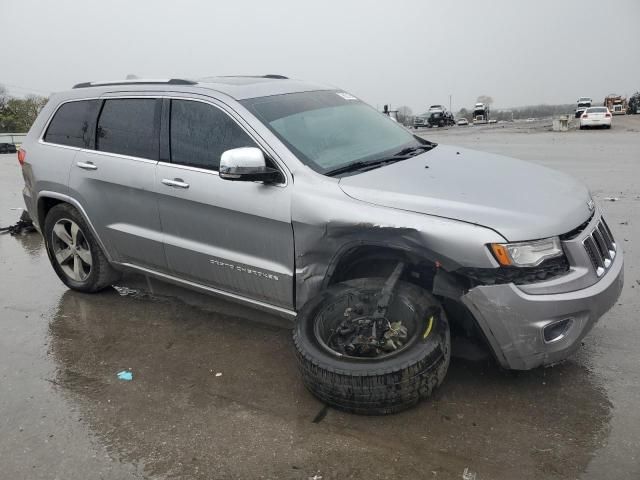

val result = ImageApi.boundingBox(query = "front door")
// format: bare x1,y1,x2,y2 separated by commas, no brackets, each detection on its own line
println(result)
155,98,294,308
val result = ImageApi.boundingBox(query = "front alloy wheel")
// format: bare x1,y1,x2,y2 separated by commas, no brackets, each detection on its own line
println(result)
293,277,451,415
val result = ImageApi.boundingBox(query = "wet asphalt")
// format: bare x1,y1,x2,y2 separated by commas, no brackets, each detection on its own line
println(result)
1,116,639,479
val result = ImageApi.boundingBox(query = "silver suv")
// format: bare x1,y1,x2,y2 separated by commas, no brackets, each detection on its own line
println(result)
19,76,624,414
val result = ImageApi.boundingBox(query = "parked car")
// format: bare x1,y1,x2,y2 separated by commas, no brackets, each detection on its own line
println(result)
413,113,429,129
456,118,469,126
0,142,17,154
19,76,624,415
580,107,612,129
575,97,592,118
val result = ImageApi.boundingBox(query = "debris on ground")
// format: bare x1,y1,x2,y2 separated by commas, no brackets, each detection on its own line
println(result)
113,286,140,297
215,372,222,377
0,210,35,235
117,370,133,381
603,197,620,202
462,467,477,480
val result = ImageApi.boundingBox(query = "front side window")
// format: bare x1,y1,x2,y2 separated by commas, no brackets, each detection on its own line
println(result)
170,100,257,170
44,100,100,148
96,99,159,160
242,91,421,174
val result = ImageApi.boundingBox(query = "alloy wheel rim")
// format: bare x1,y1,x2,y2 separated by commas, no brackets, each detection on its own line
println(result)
51,218,92,281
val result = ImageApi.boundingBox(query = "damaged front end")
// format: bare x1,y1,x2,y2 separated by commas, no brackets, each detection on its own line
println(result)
291,175,623,370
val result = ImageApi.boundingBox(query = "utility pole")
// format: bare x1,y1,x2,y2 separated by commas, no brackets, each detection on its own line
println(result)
449,94,452,112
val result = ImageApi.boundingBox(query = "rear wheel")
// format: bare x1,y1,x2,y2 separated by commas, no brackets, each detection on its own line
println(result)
293,278,450,415
44,203,120,293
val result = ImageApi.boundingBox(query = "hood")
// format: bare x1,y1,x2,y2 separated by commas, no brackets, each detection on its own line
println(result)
338,145,592,241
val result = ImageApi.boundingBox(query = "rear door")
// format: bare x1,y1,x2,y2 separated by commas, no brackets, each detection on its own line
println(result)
155,97,294,308
68,96,167,271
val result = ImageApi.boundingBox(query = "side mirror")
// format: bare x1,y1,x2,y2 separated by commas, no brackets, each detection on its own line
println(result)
219,147,282,183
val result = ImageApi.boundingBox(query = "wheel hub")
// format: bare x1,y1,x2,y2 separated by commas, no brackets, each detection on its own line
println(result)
329,307,409,357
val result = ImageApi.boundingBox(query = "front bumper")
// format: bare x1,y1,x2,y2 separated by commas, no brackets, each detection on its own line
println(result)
462,245,623,370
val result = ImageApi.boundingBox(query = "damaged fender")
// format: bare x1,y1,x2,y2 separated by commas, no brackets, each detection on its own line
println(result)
291,177,505,310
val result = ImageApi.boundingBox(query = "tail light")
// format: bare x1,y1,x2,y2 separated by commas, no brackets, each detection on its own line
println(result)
582,114,588,118
17,148,26,166
605,113,611,117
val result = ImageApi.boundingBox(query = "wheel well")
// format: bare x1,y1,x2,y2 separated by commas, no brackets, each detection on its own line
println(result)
327,245,437,292
327,245,490,350
37,196,65,227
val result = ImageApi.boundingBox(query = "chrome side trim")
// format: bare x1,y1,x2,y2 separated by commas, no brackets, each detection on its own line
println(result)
116,262,297,319
82,149,159,164
158,160,220,176
36,140,83,152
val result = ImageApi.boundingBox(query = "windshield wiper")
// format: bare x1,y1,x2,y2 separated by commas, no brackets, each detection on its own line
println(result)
394,144,435,156
325,159,399,177
325,143,436,177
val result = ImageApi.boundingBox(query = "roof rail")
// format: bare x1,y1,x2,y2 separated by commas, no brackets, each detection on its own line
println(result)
208,74,289,80
72,78,196,89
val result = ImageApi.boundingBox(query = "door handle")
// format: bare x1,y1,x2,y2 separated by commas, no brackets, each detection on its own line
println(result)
76,161,98,170
161,178,190,189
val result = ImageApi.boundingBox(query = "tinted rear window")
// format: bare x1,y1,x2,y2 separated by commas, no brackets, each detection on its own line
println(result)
587,107,607,113
44,100,100,148
96,99,159,160
170,100,256,170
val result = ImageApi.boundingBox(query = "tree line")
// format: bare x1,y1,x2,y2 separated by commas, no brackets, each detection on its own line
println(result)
0,85,48,133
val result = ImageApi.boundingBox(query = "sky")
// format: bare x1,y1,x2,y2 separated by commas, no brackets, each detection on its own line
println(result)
3,0,639,113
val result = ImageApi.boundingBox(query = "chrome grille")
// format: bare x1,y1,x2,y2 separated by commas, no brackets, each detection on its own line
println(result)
583,218,616,277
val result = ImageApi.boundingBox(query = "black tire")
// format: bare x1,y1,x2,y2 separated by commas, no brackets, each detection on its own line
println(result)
44,203,120,293
293,278,450,415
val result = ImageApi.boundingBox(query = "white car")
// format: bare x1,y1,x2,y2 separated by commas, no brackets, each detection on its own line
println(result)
457,118,469,126
580,107,612,129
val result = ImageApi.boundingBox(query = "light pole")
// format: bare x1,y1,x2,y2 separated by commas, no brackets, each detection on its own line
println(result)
449,94,452,112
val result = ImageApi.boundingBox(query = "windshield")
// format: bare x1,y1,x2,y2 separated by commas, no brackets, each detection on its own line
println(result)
242,90,422,174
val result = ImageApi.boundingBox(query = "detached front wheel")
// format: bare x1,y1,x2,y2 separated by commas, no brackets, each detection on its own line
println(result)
293,278,450,415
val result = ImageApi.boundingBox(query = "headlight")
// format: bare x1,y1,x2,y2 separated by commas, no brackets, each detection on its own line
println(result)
489,237,563,267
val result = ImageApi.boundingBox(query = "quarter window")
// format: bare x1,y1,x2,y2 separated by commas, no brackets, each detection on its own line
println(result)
44,100,100,148
96,99,159,160
170,100,257,170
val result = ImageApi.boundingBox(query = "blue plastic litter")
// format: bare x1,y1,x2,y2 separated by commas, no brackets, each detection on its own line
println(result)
117,370,133,381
